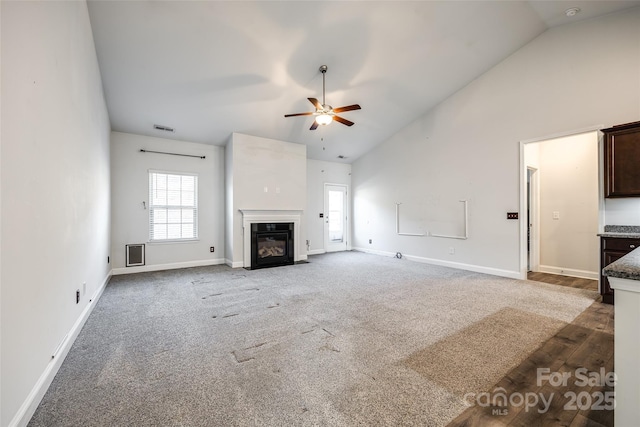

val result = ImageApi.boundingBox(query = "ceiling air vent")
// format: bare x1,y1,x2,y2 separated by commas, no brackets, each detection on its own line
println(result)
337,155,347,159
153,124,175,133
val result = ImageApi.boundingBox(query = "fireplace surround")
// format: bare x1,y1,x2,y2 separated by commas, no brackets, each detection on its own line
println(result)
239,210,304,269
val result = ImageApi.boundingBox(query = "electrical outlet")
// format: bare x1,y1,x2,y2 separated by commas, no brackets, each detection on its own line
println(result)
369,239,372,244
210,246,215,253
553,211,560,220
449,247,455,255
76,289,80,304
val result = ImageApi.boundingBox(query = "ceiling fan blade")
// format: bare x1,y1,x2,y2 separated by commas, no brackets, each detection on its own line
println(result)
310,121,319,130
332,104,361,113
284,112,314,117
333,115,354,127
308,98,323,110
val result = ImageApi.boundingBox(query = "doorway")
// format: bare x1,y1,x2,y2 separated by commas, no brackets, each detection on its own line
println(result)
324,184,348,252
519,129,601,280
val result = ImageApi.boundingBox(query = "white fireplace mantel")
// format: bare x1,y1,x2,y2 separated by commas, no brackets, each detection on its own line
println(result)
239,209,305,268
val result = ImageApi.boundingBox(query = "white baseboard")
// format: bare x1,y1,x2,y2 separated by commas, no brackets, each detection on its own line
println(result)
9,271,111,427
307,249,326,256
112,258,226,275
298,254,308,261
537,265,599,280
352,247,521,279
404,254,522,279
225,259,244,268
352,247,398,258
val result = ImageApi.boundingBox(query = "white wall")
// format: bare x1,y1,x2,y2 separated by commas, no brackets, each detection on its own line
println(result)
306,160,352,254
537,133,599,278
225,133,306,266
1,2,111,425
110,132,225,272
605,198,640,226
351,8,640,277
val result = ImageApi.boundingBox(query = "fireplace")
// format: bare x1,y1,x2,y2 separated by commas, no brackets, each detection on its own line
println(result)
250,222,294,269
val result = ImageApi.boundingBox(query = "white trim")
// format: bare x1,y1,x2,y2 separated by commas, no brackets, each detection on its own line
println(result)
147,238,200,245
403,254,521,279
112,258,225,275
527,167,540,273
225,259,244,268
148,170,199,242
519,141,527,280
352,247,398,258
597,130,606,233
537,265,599,280
307,249,326,256
519,125,604,281
324,184,350,253
352,247,521,279
519,125,605,145
609,276,640,293
9,271,111,427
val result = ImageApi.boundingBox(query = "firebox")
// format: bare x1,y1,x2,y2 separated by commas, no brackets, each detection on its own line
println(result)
250,222,294,269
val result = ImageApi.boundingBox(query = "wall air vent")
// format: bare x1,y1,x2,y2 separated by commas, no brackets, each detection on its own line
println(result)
153,124,175,133
126,244,145,267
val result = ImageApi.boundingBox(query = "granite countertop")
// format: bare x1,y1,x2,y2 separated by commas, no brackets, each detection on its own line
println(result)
603,247,640,280
598,225,640,239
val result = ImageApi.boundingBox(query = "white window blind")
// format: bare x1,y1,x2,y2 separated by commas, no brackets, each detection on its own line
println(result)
149,171,198,241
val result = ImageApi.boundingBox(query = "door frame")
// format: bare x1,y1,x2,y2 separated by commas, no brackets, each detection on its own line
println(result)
527,166,540,273
324,183,350,252
518,125,605,280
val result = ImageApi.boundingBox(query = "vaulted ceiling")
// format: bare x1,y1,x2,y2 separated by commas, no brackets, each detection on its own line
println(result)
87,1,640,162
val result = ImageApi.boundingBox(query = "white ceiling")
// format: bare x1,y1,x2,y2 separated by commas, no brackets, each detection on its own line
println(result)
87,0,640,163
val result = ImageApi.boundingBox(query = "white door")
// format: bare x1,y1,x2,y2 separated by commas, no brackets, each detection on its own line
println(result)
324,184,348,252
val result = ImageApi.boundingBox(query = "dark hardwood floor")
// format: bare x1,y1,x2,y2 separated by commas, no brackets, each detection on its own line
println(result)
527,271,598,292
448,274,614,427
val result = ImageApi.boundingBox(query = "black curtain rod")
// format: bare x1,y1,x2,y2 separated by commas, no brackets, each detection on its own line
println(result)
140,149,205,159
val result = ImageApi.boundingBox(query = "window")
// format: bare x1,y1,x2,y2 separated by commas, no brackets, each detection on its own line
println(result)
149,171,198,241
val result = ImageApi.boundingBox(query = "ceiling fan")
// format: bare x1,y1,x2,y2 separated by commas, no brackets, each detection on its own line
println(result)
284,65,361,130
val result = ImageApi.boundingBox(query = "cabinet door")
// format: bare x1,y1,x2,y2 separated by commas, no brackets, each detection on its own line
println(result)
604,124,640,197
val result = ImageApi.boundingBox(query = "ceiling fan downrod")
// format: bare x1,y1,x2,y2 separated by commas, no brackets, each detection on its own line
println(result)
320,65,328,108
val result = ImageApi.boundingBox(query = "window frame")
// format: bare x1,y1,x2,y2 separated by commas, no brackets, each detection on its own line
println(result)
148,170,199,243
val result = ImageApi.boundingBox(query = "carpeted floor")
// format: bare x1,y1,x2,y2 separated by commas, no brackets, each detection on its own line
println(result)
29,251,598,426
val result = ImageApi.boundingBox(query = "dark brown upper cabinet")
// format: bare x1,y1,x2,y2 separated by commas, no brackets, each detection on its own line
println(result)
603,121,640,198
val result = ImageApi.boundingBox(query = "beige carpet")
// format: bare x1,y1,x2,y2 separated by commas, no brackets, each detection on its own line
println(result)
29,251,598,427
405,307,566,397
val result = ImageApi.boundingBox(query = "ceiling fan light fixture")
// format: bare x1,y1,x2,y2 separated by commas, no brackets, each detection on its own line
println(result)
316,114,332,126
284,65,361,130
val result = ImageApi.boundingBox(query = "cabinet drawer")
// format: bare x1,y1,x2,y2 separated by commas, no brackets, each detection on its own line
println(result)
602,237,640,252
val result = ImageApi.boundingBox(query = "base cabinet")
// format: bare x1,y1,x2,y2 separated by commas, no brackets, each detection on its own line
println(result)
600,237,640,304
